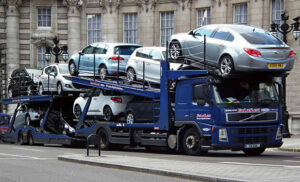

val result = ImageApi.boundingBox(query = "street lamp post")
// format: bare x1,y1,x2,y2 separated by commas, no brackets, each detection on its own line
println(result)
270,13,300,138
44,36,69,63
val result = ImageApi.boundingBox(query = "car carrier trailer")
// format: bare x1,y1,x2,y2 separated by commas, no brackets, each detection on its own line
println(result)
71,60,284,155
1,95,85,146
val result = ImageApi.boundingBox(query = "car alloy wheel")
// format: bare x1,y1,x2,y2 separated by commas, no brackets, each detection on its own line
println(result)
219,56,234,76
38,84,43,95
99,65,107,80
27,85,32,96
126,112,135,124
57,82,63,95
169,41,182,60
126,68,136,83
74,104,82,119
103,106,114,121
25,115,31,126
69,61,77,76
8,88,13,98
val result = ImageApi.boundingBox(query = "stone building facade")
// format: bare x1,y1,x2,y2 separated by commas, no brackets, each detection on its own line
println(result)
0,0,299,132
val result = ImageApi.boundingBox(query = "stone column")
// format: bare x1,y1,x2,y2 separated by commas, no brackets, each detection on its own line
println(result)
5,0,21,113
64,0,82,56
6,0,21,79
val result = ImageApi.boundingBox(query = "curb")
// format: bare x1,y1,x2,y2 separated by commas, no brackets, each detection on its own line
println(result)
58,156,243,182
278,147,300,152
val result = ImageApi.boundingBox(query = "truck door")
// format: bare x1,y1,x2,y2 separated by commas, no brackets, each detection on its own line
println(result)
190,84,212,124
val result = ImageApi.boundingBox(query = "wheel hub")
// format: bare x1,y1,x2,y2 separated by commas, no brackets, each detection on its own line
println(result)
186,136,196,149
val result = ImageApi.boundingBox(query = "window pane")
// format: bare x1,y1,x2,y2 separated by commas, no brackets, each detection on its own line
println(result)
160,12,174,46
38,8,51,27
234,3,247,24
87,14,101,45
123,13,138,44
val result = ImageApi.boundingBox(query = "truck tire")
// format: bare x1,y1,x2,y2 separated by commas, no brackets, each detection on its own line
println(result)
182,128,207,155
243,148,266,156
97,128,111,150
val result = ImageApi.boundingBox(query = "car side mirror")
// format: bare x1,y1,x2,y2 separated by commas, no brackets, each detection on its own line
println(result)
188,30,195,36
79,51,84,56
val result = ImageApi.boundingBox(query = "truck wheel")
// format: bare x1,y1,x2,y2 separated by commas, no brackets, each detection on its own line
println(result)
243,148,266,156
18,132,24,145
126,112,135,124
28,132,34,146
182,128,207,155
103,106,114,121
97,128,111,150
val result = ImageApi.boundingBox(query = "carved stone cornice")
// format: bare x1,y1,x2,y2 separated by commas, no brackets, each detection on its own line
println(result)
63,0,83,7
137,0,157,13
5,0,22,15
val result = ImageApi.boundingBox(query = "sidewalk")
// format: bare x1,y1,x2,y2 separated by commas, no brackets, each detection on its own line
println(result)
58,137,300,182
279,135,300,152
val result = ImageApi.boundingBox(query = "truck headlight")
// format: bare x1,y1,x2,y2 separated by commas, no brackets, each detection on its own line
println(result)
219,128,228,142
276,127,282,140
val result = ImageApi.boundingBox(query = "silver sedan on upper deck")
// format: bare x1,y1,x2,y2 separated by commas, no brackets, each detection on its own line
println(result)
169,24,295,75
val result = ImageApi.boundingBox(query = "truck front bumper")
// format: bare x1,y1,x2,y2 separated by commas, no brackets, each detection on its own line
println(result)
210,141,283,150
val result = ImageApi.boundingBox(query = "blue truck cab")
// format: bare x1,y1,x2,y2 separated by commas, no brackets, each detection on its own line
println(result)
174,75,283,155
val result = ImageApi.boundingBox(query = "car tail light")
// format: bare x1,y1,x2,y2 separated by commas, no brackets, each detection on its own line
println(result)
2,126,8,130
243,48,262,57
111,97,122,103
109,56,124,61
288,50,295,58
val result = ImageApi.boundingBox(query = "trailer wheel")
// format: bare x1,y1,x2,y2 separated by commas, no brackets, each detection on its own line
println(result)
182,128,207,155
103,106,114,121
97,128,111,150
18,132,24,145
28,132,34,146
243,148,266,156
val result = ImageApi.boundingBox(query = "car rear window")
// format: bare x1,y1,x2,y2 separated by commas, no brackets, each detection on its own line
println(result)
230,26,283,45
27,69,42,76
114,46,141,55
240,32,283,45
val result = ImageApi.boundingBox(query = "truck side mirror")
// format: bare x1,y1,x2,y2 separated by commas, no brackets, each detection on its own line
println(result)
194,84,209,106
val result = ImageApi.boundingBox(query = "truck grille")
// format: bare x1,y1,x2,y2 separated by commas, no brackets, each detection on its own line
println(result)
227,112,277,122
232,136,270,144
231,127,274,135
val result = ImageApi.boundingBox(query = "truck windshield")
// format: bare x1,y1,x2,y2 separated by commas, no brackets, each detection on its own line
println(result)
212,81,279,104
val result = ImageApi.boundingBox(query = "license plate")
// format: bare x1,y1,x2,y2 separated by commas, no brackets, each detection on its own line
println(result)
244,144,261,148
268,63,285,69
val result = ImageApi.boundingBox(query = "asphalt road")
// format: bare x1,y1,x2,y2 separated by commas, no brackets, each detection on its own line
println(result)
0,143,300,182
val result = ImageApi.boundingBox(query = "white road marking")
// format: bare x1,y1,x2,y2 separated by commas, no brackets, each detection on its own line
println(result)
0,153,55,160
13,147,44,152
284,160,300,163
220,162,300,168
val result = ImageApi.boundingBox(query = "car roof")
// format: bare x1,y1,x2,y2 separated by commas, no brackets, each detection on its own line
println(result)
200,24,266,32
135,47,166,51
90,42,141,47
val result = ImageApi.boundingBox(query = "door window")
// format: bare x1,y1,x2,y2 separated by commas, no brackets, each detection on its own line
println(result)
194,27,214,37
93,44,107,54
45,67,52,74
149,50,162,61
82,46,94,54
52,67,58,76
212,28,233,41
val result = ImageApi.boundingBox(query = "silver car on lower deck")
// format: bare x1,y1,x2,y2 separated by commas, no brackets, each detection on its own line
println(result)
169,24,295,75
